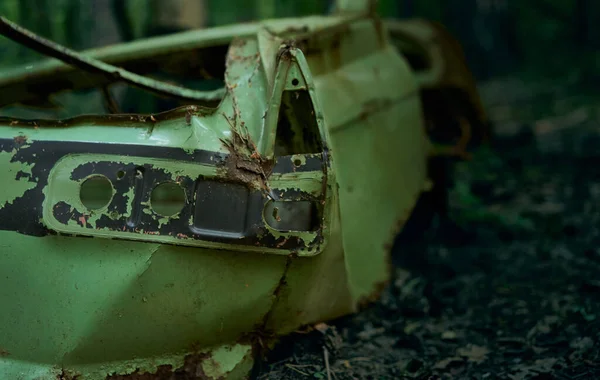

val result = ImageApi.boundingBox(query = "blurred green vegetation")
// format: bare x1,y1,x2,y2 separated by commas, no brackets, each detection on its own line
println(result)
0,0,597,82
0,0,596,228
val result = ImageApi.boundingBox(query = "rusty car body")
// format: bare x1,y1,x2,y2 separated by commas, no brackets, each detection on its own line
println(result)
0,1,486,378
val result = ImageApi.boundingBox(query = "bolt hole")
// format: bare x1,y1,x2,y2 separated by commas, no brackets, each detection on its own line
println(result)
272,207,281,222
151,181,186,217
135,166,145,178
116,170,126,179
80,175,113,211
291,78,299,86
293,158,302,167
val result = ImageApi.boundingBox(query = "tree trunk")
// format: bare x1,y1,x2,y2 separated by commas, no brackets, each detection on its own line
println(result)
112,0,135,42
256,0,276,20
574,0,589,48
18,0,53,62
89,0,122,47
147,0,206,36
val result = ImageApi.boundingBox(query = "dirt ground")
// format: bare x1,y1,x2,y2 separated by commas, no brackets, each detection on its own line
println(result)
254,79,600,379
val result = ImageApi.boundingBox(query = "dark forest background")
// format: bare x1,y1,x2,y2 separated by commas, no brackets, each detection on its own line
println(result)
0,0,598,85
2,3,600,378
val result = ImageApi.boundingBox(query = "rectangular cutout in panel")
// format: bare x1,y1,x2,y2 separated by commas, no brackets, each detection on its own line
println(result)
193,180,250,236
264,200,320,232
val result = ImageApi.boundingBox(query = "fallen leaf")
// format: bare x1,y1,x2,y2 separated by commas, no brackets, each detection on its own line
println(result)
532,357,558,371
457,344,490,364
394,268,411,288
433,357,464,370
357,327,385,340
404,322,420,335
527,315,560,340
570,336,594,352
78,215,87,227
509,357,559,380
442,331,458,340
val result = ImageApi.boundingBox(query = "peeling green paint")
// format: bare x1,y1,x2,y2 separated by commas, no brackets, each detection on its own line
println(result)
0,2,488,378
39,152,330,256
123,185,135,218
0,150,36,208
290,154,307,167
201,344,254,378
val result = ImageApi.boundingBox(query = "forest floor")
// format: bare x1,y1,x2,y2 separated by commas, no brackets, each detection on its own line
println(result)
255,77,600,379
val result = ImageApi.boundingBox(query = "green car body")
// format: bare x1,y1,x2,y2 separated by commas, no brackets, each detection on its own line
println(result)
0,2,484,379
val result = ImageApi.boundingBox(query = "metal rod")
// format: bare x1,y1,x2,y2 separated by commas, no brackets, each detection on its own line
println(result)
101,85,120,114
0,16,226,103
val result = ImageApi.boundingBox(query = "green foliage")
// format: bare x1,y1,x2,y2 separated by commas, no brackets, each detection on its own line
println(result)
0,0,594,88
0,0,94,68
376,0,398,18
451,147,535,232
0,0,21,67
126,0,150,39
512,1,574,76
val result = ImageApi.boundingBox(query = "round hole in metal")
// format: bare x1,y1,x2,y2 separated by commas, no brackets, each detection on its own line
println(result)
151,182,186,217
80,175,113,211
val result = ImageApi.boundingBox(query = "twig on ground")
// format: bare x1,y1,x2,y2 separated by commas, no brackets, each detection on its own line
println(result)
324,347,332,380
285,364,309,376
349,357,372,362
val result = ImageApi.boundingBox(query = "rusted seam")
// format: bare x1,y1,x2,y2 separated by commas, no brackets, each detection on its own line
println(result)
0,104,210,128
0,16,225,103
253,254,295,345
430,116,474,160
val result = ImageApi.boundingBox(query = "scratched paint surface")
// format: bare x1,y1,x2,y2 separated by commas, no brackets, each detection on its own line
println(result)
0,231,286,378
0,150,36,207
41,154,329,255
0,3,456,379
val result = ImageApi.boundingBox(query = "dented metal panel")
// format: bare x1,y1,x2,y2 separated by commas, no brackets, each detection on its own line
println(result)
0,37,333,257
0,2,485,379
307,17,429,303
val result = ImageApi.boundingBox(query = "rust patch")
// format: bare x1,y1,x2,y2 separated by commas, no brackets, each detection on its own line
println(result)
218,121,274,194
0,104,213,129
106,352,225,380
243,253,297,358
219,144,272,192
279,25,310,36
311,148,331,252
371,15,385,49
357,278,389,311
329,37,342,71
231,38,247,48
358,240,394,311
0,347,9,357
13,134,27,145
57,368,81,380
275,41,296,67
